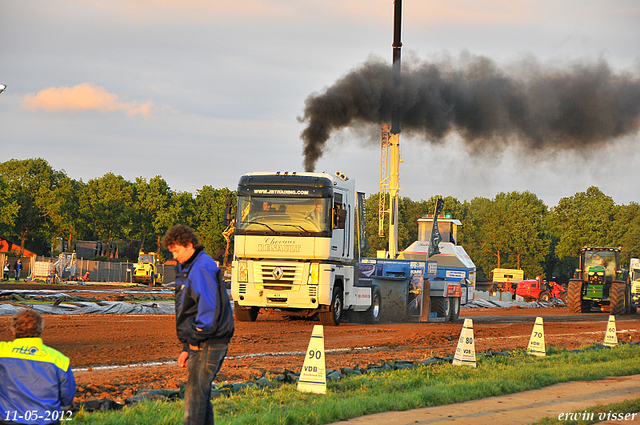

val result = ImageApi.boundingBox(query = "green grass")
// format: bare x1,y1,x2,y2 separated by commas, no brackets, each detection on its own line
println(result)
72,344,640,425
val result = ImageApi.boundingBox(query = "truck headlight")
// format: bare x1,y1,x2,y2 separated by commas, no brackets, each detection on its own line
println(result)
238,261,248,283
308,263,319,285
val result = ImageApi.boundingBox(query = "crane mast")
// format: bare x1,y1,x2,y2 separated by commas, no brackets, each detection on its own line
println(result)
388,0,402,258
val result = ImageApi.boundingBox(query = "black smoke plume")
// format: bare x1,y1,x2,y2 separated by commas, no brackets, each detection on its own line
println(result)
299,55,640,172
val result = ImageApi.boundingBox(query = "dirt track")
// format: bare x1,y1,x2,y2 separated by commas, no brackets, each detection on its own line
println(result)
1,304,638,406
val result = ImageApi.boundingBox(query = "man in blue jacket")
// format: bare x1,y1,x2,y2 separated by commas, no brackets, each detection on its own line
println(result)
162,225,234,425
0,309,75,425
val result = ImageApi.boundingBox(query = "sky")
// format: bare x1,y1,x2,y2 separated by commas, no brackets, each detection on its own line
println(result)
1,0,639,209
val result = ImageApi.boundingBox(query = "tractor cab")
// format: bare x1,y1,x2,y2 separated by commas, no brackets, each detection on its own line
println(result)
568,246,630,314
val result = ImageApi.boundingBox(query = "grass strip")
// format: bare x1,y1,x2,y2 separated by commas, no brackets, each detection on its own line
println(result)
72,344,640,425
531,398,640,424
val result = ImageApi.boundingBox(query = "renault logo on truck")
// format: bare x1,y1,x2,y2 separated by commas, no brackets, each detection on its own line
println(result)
272,267,284,280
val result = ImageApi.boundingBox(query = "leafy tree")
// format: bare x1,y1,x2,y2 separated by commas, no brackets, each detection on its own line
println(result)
133,176,173,253
612,202,640,268
463,192,549,279
0,158,64,254
194,186,235,262
497,191,549,278
38,175,82,255
0,175,18,228
155,191,197,235
550,186,616,258
78,173,135,249
464,196,503,277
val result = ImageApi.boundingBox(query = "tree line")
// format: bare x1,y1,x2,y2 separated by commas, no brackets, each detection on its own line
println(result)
0,158,233,262
1,158,639,283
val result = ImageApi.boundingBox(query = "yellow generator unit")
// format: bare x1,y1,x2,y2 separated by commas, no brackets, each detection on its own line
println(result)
132,251,163,286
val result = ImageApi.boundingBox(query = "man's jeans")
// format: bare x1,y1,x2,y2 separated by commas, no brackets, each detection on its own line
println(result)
184,342,228,425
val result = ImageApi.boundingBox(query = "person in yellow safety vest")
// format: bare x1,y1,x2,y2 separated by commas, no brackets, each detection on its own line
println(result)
0,309,76,425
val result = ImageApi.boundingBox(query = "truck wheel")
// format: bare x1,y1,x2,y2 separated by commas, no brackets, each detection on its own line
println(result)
363,287,382,324
449,297,460,322
538,291,551,302
567,280,585,314
320,287,343,326
433,297,451,321
610,282,627,316
234,302,259,322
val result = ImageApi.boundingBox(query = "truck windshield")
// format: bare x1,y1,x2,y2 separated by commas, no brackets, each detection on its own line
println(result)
236,196,331,234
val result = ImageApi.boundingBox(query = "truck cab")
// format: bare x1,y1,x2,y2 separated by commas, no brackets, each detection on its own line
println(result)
231,172,376,325
630,258,640,312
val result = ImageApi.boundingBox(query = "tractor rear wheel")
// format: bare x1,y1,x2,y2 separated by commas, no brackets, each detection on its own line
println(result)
234,302,259,322
567,280,585,313
450,297,460,322
433,297,451,321
538,291,551,302
610,282,627,316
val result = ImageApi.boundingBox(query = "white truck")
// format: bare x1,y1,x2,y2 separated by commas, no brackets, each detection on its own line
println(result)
630,258,640,313
231,171,380,325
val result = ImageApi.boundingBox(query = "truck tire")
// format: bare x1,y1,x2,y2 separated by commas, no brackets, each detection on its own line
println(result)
450,297,460,322
433,297,451,321
538,291,551,302
319,287,343,326
567,280,586,313
363,286,382,324
610,282,627,316
234,302,259,322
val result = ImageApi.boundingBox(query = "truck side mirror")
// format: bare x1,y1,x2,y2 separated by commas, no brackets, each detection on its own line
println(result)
223,199,234,226
333,208,347,229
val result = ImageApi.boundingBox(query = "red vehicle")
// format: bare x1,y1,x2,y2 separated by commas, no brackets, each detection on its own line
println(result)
516,277,567,302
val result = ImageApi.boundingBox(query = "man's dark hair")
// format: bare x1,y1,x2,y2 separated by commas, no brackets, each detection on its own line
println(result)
11,309,44,338
162,224,200,248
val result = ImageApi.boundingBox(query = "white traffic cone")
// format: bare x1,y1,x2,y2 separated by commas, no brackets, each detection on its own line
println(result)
452,318,476,368
604,315,618,347
297,325,327,394
527,317,546,357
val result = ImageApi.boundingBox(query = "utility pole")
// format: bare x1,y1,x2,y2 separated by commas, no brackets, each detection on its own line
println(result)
388,0,402,258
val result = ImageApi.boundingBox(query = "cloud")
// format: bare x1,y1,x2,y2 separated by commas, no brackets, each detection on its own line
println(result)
22,83,155,119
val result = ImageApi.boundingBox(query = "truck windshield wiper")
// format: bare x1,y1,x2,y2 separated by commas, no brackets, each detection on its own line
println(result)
245,221,276,233
279,224,312,234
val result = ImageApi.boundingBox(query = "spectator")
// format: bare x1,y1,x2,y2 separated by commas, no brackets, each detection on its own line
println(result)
14,259,21,281
162,224,234,425
3,261,9,280
0,309,76,425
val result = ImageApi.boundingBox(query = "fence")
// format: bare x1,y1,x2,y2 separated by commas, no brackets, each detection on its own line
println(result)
30,256,177,284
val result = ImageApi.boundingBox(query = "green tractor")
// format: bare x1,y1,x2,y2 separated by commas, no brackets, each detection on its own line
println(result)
567,247,631,315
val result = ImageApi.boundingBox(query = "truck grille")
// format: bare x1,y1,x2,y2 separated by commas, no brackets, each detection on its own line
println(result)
238,283,247,294
256,262,304,287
